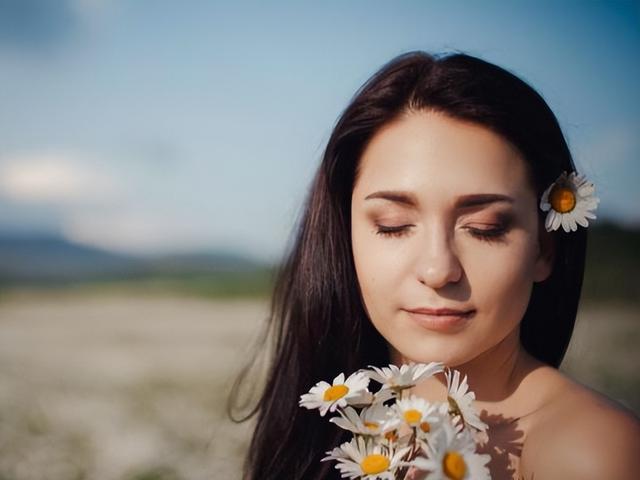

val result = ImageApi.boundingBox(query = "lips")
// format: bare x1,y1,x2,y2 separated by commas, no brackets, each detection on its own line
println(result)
406,307,475,315
403,307,475,333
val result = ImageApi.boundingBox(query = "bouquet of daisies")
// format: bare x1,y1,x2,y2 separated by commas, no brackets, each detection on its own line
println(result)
299,362,492,479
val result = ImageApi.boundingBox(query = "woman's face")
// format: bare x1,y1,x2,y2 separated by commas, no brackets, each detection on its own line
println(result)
350,109,553,366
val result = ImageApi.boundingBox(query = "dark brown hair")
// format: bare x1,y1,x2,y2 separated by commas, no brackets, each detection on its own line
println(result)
227,49,587,480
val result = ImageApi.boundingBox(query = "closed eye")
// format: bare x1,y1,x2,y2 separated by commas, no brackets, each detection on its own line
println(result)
375,224,413,238
375,224,510,242
376,225,509,242
465,226,508,243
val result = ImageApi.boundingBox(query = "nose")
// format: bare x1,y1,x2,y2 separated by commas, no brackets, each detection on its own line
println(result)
416,224,463,289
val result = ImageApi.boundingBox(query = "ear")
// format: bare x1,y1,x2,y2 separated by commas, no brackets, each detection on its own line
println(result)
534,216,556,283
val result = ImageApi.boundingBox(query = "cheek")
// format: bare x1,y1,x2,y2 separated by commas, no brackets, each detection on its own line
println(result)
351,223,403,322
463,235,537,326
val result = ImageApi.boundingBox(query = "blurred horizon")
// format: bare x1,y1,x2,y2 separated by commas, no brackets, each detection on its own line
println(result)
0,219,638,307
1,0,639,264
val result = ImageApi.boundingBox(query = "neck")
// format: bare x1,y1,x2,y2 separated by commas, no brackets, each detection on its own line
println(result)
390,327,538,412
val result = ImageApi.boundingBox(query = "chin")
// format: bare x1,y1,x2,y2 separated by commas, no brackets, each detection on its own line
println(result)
391,340,477,368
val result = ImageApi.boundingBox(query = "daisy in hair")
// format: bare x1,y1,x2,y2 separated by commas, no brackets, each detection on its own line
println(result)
539,170,599,233
406,420,491,480
445,368,488,432
364,362,444,393
299,371,370,417
322,435,411,479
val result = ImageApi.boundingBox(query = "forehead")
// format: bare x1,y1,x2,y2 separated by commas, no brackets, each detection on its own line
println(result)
354,110,531,205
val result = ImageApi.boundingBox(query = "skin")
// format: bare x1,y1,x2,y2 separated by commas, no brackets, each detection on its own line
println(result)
350,109,640,479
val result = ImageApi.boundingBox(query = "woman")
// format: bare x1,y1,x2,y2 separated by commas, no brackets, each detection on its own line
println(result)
228,50,639,479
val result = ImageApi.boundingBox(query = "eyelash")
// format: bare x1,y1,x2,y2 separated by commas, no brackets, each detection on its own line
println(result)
375,224,508,242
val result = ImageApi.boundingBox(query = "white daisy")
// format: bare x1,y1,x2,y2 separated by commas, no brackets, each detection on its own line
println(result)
445,369,488,432
413,402,452,452
349,389,377,407
539,170,600,232
322,435,411,479
408,420,491,480
329,404,399,437
392,395,444,433
299,371,370,417
364,362,444,393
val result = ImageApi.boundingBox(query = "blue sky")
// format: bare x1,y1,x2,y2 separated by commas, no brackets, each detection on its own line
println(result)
0,0,638,263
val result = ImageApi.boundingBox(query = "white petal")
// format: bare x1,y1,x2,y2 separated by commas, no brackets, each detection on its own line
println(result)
310,381,331,394
414,362,445,381
578,183,595,196
319,403,332,417
575,214,589,227
581,199,600,210
365,366,388,384
540,187,551,208
544,211,555,231
329,416,359,433
375,388,395,404
347,390,374,407
453,370,461,392
343,439,362,462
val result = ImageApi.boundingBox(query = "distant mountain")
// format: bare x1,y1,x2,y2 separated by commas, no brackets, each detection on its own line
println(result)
145,251,265,274
0,233,268,285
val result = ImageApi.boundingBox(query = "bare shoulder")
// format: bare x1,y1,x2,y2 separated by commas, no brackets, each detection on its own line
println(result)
520,368,640,479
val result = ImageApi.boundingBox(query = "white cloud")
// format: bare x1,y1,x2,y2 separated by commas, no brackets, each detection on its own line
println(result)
61,209,226,255
0,149,229,255
0,148,285,259
0,151,119,205
70,0,117,32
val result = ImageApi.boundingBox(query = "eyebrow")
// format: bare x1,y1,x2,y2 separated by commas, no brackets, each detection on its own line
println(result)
363,190,515,209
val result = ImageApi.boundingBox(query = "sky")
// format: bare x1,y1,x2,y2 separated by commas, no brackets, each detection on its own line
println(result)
0,0,638,264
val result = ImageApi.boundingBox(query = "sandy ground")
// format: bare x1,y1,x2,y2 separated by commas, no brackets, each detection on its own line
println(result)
0,292,637,480
0,292,267,480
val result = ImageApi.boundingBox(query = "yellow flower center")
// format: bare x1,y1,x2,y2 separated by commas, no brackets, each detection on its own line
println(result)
549,185,576,213
419,421,431,433
364,421,379,430
403,409,422,424
323,384,349,402
443,451,467,480
361,454,390,475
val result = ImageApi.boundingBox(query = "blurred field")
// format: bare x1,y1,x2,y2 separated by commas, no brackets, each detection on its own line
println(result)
0,291,265,480
0,291,637,480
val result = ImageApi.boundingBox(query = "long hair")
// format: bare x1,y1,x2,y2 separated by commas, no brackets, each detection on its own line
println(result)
227,50,587,480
